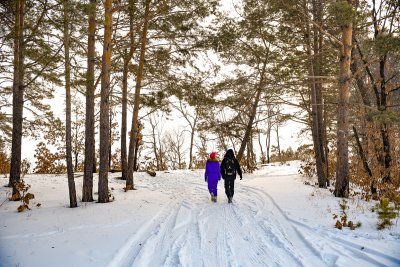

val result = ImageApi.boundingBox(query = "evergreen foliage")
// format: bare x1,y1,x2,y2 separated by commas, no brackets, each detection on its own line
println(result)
376,198,397,230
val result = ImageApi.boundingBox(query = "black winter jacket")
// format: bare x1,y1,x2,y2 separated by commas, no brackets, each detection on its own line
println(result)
220,149,242,180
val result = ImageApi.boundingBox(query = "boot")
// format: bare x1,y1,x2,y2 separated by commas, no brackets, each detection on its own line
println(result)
210,192,214,202
212,195,217,202
228,197,232,203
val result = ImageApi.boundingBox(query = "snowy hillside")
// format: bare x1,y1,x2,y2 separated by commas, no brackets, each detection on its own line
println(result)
0,162,399,267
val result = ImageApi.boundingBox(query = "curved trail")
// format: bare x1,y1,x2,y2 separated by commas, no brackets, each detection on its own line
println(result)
107,175,324,267
105,171,399,267
1,166,398,267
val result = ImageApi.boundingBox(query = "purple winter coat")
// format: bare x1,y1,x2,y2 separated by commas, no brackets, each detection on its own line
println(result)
204,159,221,196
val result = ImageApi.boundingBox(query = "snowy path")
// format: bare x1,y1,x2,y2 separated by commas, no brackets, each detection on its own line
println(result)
105,169,400,267
107,177,317,267
1,164,399,267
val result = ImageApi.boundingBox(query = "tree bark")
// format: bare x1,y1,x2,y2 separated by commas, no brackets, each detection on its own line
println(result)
335,13,352,198
275,125,280,157
126,0,151,190
306,0,327,188
236,60,267,162
98,0,113,203
121,0,138,180
150,118,160,170
108,105,112,169
188,116,197,170
74,113,79,172
83,0,96,202
352,126,376,195
257,129,265,164
266,123,271,163
9,0,25,197
314,0,327,173
378,56,391,183
63,0,77,208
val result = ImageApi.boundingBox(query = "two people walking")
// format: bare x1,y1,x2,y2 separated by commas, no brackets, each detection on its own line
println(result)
204,149,242,203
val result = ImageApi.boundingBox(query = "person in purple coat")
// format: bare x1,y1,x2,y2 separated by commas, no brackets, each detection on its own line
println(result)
204,152,221,202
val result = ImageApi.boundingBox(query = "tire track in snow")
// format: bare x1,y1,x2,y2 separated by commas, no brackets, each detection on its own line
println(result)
105,198,178,267
238,185,399,267
121,177,210,267
235,185,324,266
289,218,400,266
223,204,274,266
106,173,326,267
130,200,195,266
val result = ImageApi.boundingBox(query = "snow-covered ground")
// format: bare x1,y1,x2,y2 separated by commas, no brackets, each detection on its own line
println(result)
0,161,399,267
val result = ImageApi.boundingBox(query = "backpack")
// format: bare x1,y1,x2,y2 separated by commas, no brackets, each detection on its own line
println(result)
225,158,236,176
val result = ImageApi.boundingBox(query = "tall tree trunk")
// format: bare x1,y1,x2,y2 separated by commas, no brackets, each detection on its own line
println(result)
9,0,25,197
133,125,140,171
306,0,326,188
83,0,96,202
275,125,281,157
237,60,267,161
121,54,129,178
98,0,112,203
314,0,327,172
266,124,271,163
74,112,79,172
149,117,160,170
352,126,376,195
323,103,330,186
188,116,197,170
108,105,112,169
121,0,137,179
257,129,265,164
335,9,352,198
126,0,151,190
63,0,77,208
378,56,391,183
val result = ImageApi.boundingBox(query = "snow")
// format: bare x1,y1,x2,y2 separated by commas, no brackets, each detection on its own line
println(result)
0,161,399,267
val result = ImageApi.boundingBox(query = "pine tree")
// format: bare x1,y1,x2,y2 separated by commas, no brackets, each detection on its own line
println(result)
334,1,355,198
98,0,113,203
126,0,151,191
63,0,77,208
83,0,97,203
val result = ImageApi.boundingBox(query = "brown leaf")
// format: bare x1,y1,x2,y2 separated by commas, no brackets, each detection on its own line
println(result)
25,193,35,200
10,192,21,201
17,205,26,212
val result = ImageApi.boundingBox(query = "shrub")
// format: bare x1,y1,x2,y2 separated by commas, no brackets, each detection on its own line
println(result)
0,150,10,177
333,199,361,230
376,198,397,230
10,180,35,212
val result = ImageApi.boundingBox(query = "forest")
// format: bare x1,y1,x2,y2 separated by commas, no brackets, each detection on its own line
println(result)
0,0,399,208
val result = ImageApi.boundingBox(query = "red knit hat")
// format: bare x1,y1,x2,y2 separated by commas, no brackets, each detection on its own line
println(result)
210,152,216,159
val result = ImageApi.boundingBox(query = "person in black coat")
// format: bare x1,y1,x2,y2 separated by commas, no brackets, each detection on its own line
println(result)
220,149,242,203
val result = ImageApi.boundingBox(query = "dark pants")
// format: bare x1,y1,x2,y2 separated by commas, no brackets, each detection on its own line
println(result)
224,178,235,198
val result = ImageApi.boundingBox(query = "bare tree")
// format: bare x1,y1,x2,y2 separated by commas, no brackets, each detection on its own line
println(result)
147,113,166,171
165,129,187,170
171,99,198,169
